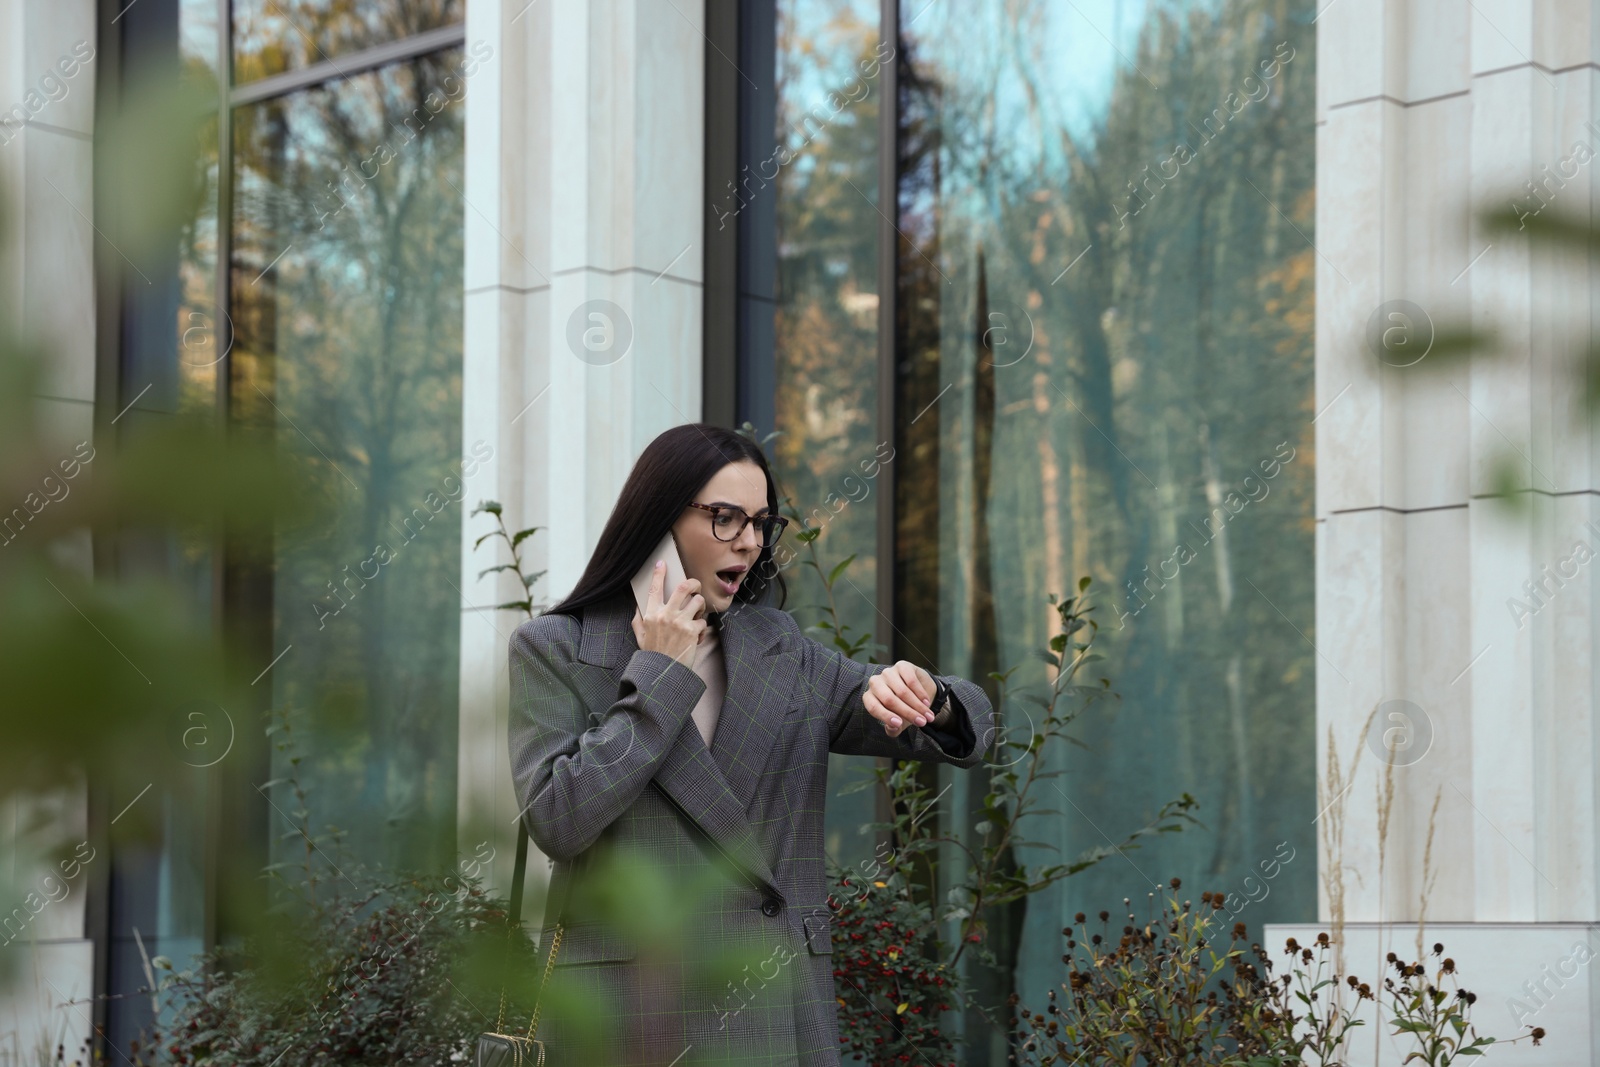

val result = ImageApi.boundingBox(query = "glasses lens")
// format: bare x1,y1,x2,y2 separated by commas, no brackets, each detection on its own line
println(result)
710,506,745,541
708,507,784,545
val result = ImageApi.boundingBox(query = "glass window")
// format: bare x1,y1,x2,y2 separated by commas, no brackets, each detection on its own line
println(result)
106,786,208,1065
229,50,468,877
119,0,225,428
102,0,225,1058
180,0,222,81
761,0,888,869
102,2,468,1060
177,0,224,423
889,0,1316,1054
233,0,465,84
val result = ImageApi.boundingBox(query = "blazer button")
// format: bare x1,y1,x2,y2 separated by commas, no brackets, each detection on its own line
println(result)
760,897,781,917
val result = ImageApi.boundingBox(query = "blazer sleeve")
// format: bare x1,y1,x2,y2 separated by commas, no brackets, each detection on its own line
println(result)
507,614,707,862
777,610,994,768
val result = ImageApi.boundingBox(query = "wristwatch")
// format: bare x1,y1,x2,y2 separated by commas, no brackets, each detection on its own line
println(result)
915,674,978,758
927,676,954,727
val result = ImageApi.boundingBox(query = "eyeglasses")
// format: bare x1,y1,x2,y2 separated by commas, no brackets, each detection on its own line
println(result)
685,502,789,547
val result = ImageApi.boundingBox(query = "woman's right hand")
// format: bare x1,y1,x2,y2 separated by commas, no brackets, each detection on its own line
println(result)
631,560,706,668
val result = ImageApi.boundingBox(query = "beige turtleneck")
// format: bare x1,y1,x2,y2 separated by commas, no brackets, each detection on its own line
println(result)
687,624,726,748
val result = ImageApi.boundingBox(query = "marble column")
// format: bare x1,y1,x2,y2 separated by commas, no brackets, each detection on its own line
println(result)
1269,1,1600,1062
454,0,707,917
0,0,99,1057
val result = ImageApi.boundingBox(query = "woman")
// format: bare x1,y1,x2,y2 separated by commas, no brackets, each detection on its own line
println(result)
507,423,993,1067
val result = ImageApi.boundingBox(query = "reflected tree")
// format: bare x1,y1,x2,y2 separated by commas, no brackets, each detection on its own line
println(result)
230,49,469,877
892,0,1315,1061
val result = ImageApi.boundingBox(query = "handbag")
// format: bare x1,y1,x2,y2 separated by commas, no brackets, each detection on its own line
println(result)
475,822,568,1067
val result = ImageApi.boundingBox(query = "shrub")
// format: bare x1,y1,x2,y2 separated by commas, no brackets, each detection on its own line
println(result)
827,857,963,1066
1012,880,1546,1066
131,713,540,1067
132,872,538,1067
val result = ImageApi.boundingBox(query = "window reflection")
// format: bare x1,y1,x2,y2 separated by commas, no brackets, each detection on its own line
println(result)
176,40,222,422
105,9,224,1059
233,0,464,83
893,0,1315,1053
229,51,467,877
180,0,220,78
175,179,222,421
768,0,885,868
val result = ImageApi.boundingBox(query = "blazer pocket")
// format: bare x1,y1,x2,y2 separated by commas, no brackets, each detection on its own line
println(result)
802,913,833,955
547,920,638,965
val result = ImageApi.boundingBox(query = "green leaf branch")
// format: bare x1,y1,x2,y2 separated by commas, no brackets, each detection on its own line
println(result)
468,501,544,619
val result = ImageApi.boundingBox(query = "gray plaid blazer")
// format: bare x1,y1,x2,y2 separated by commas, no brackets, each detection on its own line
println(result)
507,593,993,1067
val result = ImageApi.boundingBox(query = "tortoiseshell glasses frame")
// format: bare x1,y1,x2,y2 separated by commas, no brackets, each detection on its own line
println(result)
684,502,789,547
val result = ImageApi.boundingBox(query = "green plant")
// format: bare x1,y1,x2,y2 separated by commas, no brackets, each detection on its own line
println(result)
829,577,1197,1058
5,1006,102,1067
132,872,532,1067
129,712,540,1067
723,423,1198,1060
728,423,888,663
859,583,1198,973
1272,932,1365,1065
1013,893,1545,1067
1371,944,1544,1066
0,81,324,998
1412,203,1600,515
468,501,544,618
1014,882,1311,1066
827,856,964,1067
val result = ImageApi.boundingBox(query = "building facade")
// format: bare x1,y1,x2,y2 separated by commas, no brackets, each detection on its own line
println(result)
0,0,1593,1064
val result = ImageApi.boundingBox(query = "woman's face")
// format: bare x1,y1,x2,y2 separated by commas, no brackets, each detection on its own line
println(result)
671,459,770,614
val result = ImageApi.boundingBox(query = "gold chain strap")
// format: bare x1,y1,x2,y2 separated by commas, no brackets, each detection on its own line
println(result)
526,923,563,1040
493,927,512,1035
491,914,562,1043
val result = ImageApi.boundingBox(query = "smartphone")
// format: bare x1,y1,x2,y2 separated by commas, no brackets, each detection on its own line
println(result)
630,530,689,618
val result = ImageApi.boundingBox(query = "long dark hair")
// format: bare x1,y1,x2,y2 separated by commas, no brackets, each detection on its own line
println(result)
542,424,789,623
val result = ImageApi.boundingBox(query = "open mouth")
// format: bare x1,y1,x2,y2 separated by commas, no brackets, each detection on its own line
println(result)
715,567,745,594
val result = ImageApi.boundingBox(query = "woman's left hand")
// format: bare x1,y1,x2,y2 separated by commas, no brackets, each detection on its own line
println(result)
864,661,937,736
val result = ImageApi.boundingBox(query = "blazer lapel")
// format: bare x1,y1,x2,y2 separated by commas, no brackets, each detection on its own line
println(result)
707,603,796,811
573,596,788,898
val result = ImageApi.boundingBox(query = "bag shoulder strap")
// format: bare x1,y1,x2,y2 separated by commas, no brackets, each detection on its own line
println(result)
509,821,531,924
493,821,575,1040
